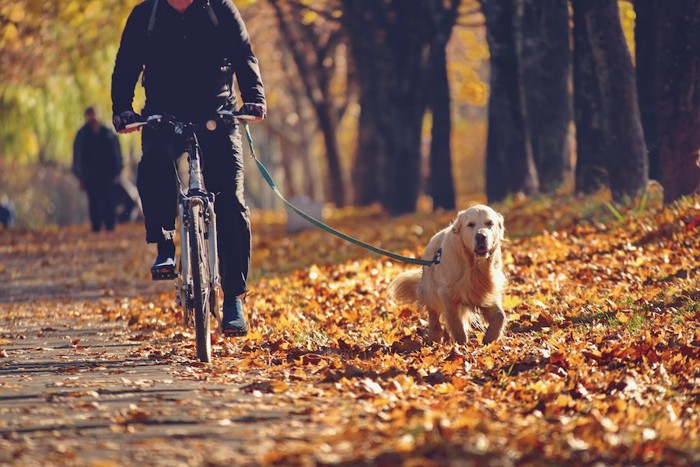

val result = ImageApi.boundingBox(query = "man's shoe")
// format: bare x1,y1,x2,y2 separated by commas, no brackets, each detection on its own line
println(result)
221,297,248,337
151,254,177,280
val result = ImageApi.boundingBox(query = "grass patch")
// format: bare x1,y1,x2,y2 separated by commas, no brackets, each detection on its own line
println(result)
626,313,648,334
569,310,621,327
672,299,699,324
617,296,635,308
293,328,330,349
604,202,625,222
680,299,698,315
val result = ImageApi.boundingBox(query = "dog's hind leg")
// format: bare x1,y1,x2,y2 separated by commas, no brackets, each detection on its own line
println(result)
482,306,506,344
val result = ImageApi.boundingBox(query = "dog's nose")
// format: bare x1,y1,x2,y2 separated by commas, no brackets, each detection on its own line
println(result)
476,232,487,243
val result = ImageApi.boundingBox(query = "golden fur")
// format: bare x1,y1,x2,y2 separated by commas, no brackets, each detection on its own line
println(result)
389,205,507,345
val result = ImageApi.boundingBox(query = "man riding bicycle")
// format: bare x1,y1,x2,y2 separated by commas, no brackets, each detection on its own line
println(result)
111,0,265,337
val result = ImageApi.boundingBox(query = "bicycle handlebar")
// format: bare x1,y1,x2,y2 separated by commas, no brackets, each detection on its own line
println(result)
124,110,258,131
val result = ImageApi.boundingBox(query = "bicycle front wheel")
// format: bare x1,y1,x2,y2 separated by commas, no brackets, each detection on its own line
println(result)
189,201,212,363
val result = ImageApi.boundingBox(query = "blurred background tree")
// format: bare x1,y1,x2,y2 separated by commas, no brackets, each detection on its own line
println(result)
652,0,700,204
0,0,697,226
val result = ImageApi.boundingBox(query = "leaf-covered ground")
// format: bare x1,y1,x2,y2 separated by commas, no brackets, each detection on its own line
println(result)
1,193,699,465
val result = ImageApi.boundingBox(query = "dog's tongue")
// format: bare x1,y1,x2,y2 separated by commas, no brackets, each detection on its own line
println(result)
475,245,488,255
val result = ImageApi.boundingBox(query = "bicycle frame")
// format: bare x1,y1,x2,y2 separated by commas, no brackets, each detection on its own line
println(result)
124,111,251,361
176,126,221,325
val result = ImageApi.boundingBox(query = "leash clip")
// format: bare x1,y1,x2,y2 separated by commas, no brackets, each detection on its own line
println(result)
432,248,443,265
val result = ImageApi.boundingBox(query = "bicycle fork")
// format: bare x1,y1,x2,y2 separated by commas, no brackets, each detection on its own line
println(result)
176,200,191,321
204,197,221,322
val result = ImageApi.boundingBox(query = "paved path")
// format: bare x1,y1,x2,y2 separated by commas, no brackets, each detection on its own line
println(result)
0,307,302,466
0,226,319,466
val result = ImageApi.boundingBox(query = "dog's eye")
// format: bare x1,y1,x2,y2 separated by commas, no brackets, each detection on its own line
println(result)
485,221,494,228
467,222,476,228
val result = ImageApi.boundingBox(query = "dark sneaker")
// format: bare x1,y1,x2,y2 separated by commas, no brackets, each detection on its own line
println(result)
151,254,177,280
221,297,248,336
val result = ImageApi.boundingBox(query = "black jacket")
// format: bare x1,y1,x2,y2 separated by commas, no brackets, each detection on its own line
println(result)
111,0,265,121
72,125,124,184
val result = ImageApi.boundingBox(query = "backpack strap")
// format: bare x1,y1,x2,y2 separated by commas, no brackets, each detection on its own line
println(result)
147,0,159,38
205,1,219,27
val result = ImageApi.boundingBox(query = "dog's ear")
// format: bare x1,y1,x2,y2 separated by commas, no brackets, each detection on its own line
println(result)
498,213,505,240
451,219,461,234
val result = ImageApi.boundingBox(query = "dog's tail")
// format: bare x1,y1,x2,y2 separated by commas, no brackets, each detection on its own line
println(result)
388,269,422,304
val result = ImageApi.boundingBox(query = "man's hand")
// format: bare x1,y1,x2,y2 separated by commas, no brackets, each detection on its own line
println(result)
239,103,266,122
113,111,141,133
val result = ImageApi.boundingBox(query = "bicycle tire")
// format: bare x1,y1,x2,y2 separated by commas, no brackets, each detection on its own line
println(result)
189,201,212,363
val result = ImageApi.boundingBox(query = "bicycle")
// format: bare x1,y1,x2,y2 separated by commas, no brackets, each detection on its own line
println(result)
126,110,254,362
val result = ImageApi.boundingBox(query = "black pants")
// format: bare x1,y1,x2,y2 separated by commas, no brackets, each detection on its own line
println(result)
85,182,117,232
137,123,251,298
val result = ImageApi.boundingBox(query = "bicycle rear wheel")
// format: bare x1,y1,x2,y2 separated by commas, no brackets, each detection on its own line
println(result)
188,201,212,363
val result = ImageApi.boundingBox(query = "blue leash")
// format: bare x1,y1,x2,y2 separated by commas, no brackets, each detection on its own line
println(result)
241,122,441,267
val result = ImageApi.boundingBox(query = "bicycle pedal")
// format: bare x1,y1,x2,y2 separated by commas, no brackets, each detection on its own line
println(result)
151,268,178,281
221,327,248,337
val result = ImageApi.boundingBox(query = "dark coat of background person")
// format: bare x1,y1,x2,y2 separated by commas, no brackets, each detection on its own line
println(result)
0,196,16,228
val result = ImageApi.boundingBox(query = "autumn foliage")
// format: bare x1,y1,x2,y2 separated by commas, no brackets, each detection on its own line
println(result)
1,193,699,464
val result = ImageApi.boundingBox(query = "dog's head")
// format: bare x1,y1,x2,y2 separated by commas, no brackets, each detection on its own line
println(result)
451,205,505,260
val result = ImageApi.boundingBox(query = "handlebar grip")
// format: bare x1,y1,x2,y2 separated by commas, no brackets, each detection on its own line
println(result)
124,114,163,130
232,114,258,122
218,110,257,123
124,121,146,130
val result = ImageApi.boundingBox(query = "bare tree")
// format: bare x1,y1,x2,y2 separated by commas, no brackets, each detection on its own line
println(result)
480,0,539,202
268,0,348,206
517,0,571,193
427,1,461,211
634,0,661,182
341,1,434,215
572,0,608,193
654,0,700,202
580,0,648,202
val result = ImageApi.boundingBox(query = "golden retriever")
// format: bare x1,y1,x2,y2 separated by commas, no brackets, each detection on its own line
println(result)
389,205,506,345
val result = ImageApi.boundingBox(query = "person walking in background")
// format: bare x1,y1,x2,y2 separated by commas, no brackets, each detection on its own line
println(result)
0,194,16,228
72,107,124,233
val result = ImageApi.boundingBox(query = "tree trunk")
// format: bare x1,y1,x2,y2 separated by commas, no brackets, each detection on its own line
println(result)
635,0,662,182
518,0,571,193
480,0,539,202
276,137,298,199
387,11,430,216
352,91,382,206
342,1,432,215
583,0,648,202
427,7,457,211
314,102,346,207
655,0,700,203
345,4,387,207
572,0,608,193
290,81,324,202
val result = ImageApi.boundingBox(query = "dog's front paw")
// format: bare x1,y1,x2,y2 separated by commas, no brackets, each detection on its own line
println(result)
482,306,506,345
427,327,446,344
482,332,502,345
